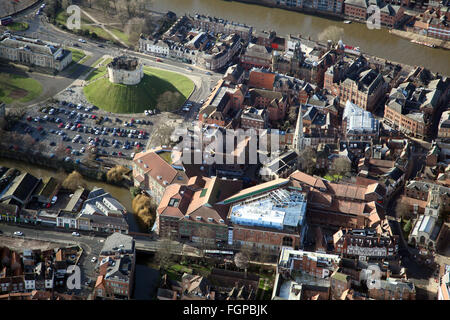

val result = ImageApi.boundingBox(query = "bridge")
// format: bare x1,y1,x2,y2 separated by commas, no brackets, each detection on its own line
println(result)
134,238,202,257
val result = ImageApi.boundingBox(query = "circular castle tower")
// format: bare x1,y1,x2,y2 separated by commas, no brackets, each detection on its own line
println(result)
107,56,143,85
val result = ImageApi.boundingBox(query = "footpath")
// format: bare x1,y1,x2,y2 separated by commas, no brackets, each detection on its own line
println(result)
389,29,450,50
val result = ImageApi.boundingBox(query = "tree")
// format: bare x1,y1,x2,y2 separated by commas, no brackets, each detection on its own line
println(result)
396,201,411,219
62,171,85,191
55,143,67,159
234,251,250,278
331,157,351,178
132,194,156,230
403,219,412,234
298,146,317,175
117,11,129,28
288,106,298,124
254,246,270,263
130,186,141,198
106,165,129,183
155,237,175,271
61,0,71,10
196,226,215,255
156,91,181,112
142,14,156,35
124,17,145,46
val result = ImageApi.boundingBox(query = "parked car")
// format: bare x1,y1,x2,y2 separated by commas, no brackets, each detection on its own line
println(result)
91,257,97,263
72,232,80,237
78,38,86,43
13,231,23,236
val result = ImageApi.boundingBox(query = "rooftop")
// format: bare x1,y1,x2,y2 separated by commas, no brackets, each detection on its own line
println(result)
100,232,134,256
229,188,307,230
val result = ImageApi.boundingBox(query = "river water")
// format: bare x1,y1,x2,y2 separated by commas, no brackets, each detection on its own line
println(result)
151,0,450,75
0,157,141,232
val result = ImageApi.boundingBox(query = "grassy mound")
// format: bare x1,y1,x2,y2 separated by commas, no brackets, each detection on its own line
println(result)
83,67,194,114
0,72,43,104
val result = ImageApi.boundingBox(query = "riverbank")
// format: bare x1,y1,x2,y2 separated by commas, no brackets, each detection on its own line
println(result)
152,0,450,75
0,156,143,233
226,0,344,21
389,29,450,51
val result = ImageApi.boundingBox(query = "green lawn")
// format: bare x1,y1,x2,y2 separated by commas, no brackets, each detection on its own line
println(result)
0,72,43,104
110,27,132,46
324,174,343,182
56,9,92,28
7,22,29,31
85,58,112,82
83,67,194,114
55,10,123,45
68,48,86,64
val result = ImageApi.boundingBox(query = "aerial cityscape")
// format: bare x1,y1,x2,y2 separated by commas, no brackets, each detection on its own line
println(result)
0,0,449,308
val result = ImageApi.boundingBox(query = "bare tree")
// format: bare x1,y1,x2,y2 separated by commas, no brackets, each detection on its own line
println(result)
55,143,67,159
124,17,145,45
61,0,71,10
155,237,175,271
196,226,215,255
22,134,35,149
331,157,351,178
396,201,411,220
298,146,317,175
288,106,298,124
234,251,250,278
156,91,181,112
62,171,85,191
117,11,129,28
106,165,129,183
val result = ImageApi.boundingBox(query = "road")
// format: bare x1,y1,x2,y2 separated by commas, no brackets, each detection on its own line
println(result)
384,145,437,299
5,9,222,111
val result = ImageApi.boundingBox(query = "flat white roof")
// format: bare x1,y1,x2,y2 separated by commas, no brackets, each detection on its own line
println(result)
229,189,306,230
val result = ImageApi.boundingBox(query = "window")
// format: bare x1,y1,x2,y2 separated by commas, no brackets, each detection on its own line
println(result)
282,236,293,247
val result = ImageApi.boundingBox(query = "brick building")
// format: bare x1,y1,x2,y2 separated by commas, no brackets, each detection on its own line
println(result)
132,147,189,204
156,176,242,244
94,233,135,300
344,0,368,21
248,69,276,90
332,228,399,261
240,43,272,70
277,247,341,279
221,179,308,253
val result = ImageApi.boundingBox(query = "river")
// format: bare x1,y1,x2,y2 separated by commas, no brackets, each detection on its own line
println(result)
151,0,450,76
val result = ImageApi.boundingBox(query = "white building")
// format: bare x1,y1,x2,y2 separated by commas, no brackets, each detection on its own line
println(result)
0,35,72,71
